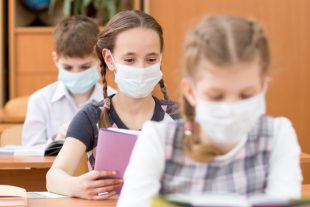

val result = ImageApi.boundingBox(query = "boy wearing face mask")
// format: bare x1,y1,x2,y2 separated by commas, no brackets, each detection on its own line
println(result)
22,16,115,147
118,15,302,206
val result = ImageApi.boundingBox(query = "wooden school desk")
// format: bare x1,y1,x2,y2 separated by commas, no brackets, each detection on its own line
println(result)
0,156,55,191
28,198,117,207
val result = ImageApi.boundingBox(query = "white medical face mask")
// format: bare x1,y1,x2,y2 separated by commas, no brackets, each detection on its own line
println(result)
109,52,162,98
57,66,99,94
195,92,266,145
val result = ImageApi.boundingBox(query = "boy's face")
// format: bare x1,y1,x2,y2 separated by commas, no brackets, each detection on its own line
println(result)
53,52,98,73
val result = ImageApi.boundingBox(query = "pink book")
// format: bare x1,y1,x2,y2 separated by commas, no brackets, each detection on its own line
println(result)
94,128,140,179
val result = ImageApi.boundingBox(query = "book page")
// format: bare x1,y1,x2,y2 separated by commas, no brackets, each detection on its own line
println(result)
106,128,140,136
0,185,27,207
0,145,45,156
0,185,26,198
27,192,67,199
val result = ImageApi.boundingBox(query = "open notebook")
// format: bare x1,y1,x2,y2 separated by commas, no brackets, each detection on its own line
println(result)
0,140,64,156
0,145,45,156
152,193,310,207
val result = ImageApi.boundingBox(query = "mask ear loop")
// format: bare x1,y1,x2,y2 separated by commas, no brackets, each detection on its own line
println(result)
261,76,270,94
107,50,118,74
159,54,163,65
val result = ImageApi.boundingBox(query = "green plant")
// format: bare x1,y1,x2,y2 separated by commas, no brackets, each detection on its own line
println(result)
48,0,119,25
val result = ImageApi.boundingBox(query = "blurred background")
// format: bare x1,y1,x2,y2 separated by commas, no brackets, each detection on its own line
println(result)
0,0,310,182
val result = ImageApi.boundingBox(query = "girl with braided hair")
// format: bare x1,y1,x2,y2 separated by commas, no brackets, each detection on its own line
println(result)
118,15,302,206
46,10,179,200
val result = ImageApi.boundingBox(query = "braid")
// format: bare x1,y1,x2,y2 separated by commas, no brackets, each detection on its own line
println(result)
246,19,270,73
98,56,111,128
248,19,265,45
181,98,220,163
158,79,169,100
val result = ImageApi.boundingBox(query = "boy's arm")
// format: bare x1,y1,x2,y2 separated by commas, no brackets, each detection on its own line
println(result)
266,117,302,199
22,93,49,146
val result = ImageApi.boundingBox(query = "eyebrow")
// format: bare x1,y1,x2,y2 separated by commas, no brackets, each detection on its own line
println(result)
241,86,257,92
122,52,136,56
146,52,159,56
122,52,160,56
61,63,72,67
80,62,92,67
204,88,224,95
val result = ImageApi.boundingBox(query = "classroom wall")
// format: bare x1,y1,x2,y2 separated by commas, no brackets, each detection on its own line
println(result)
149,0,310,182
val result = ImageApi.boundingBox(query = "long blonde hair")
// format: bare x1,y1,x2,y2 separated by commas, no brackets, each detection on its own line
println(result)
182,15,270,163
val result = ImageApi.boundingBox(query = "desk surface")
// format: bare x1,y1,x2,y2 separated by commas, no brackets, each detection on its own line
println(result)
0,152,308,168
0,156,55,168
28,198,116,207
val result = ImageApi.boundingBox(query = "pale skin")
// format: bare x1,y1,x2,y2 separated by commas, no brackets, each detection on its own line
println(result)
52,53,99,141
182,59,269,154
102,27,162,130
46,27,162,199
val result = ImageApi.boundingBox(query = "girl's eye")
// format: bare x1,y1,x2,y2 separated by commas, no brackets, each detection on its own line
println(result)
64,67,72,71
208,94,224,102
147,58,157,63
124,58,135,63
240,93,253,100
81,66,91,70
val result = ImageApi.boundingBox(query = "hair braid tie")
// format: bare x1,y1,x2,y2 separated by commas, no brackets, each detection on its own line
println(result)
103,98,111,110
160,85,167,94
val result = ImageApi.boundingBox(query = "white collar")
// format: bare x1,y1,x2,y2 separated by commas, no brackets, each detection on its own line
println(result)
51,81,102,104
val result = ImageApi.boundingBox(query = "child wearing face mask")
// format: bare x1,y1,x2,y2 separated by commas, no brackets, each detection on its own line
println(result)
117,15,302,207
46,10,180,200
22,16,115,147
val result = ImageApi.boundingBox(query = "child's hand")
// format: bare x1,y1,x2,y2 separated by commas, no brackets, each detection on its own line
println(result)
54,122,70,141
72,170,123,200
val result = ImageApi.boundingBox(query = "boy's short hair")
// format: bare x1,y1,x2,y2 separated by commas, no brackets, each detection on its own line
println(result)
54,15,99,57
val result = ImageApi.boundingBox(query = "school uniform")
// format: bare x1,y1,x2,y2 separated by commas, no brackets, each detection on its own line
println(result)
22,81,115,147
118,116,302,207
66,94,180,169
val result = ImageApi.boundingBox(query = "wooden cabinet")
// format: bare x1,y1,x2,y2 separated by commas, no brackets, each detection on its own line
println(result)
9,1,57,99
8,1,143,99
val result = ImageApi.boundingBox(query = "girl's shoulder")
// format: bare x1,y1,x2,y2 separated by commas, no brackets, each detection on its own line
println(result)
269,116,298,147
77,100,104,121
143,119,183,132
141,119,185,147
156,98,181,120
249,115,299,155
253,115,295,138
